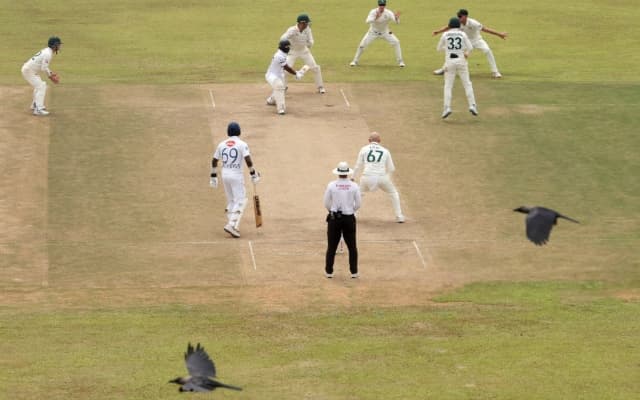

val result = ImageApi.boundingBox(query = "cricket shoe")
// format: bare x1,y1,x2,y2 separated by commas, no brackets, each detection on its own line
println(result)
492,72,503,79
325,272,334,279
277,108,286,115
33,108,50,116
433,68,445,75
349,61,358,67
266,97,276,106
396,215,405,223
224,224,240,238
441,108,452,119
318,87,326,94
399,62,406,68
351,273,359,279
469,105,478,116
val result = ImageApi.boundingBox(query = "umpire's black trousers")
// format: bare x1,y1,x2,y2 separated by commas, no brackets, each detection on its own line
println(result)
325,213,357,274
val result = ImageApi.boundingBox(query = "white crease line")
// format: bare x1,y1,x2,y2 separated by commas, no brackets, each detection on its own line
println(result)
413,240,427,269
248,240,257,270
340,88,351,108
208,89,216,111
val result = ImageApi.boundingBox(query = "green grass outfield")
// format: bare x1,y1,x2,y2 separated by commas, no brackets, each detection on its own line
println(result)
2,1,640,399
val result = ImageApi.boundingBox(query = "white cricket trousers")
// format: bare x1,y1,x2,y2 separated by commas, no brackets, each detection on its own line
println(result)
265,73,286,113
359,174,404,219
443,58,476,110
286,50,324,89
353,30,403,64
471,39,500,74
21,65,47,109
222,174,247,228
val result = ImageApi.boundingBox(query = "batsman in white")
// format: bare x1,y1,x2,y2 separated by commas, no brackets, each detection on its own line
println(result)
352,132,405,223
265,39,306,115
21,36,62,116
433,9,507,78
210,122,260,238
280,13,325,94
350,0,405,67
437,17,478,119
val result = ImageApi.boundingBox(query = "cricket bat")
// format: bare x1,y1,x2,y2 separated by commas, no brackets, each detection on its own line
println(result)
253,182,262,228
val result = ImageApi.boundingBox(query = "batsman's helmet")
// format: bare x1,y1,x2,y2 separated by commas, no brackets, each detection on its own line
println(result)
227,122,241,136
297,14,310,23
278,39,291,53
48,36,62,48
448,17,461,28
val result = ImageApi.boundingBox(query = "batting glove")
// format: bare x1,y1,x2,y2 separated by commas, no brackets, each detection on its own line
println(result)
210,177,218,188
250,170,261,184
295,71,303,80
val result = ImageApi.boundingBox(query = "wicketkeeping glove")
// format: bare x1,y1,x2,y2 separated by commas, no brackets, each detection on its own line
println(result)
210,177,218,188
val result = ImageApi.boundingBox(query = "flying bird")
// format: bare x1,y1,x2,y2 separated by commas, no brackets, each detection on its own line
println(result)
169,343,242,392
513,206,579,245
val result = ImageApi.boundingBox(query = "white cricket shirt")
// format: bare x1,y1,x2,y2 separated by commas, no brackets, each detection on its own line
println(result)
353,142,395,177
213,137,251,177
280,25,314,53
265,49,289,80
461,18,484,42
366,8,398,33
437,29,473,60
23,47,53,75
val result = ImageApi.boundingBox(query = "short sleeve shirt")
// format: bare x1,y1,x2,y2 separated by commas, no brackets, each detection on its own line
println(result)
214,137,251,177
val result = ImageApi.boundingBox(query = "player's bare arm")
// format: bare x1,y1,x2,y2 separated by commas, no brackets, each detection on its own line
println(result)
284,64,297,75
482,26,508,39
432,25,450,36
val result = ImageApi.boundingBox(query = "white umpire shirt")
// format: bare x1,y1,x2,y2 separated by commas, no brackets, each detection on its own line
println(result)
324,178,361,215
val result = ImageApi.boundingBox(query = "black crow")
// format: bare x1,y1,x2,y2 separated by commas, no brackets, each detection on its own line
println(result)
513,206,579,245
169,343,242,392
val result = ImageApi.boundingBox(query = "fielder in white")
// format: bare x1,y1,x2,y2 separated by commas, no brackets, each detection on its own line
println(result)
265,39,305,115
21,36,62,116
433,9,507,78
350,0,405,68
210,122,260,238
280,13,325,94
352,132,405,223
437,17,478,119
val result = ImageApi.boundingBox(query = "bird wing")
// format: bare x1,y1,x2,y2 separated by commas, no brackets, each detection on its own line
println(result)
525,209,555,245
181,380,212,392
185,343,217,378
556,212,580,224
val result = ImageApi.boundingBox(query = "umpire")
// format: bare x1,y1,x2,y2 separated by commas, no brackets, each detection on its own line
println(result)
323,161,362,279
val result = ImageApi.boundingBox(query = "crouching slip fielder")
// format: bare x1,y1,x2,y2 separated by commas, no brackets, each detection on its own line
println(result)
265,39,304,115
280,13,325,94
352,132,405,223
350,0,405,67
210,122,260,238
21,36,62,116
437,17,478,119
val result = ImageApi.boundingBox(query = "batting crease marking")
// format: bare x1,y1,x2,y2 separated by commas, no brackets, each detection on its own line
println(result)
208,89,216,111
248,240,257,270
413,240,428,269
340,89,351,108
